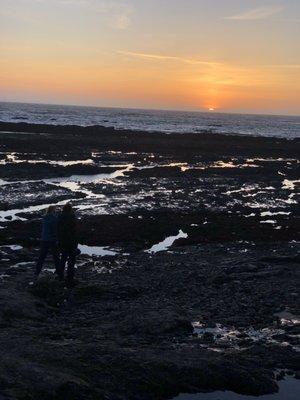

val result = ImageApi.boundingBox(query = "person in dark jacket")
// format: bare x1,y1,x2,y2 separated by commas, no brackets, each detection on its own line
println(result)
58,203,78,286
35,205,60,277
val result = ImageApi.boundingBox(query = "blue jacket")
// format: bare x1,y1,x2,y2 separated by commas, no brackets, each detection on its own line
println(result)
41,214,58,242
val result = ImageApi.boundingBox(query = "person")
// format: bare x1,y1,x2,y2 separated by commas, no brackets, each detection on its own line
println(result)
58,203,78,286
35,205,60,278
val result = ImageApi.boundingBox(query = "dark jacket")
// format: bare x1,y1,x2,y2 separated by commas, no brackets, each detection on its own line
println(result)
41,214,58,242
58,212,78,250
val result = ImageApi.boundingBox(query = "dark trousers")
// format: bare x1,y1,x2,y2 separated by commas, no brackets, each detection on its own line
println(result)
60,249,76,282
35,241,60,276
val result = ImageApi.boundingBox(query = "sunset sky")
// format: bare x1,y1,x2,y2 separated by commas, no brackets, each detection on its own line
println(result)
1,0,300,115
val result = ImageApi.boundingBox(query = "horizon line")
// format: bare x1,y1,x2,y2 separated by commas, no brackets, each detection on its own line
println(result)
0,99,299,119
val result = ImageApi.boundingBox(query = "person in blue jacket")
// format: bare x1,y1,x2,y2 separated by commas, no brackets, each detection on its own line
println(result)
35,205,60,277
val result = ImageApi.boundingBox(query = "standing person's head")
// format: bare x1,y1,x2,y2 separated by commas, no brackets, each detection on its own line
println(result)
46,205,56,215
62,203,74,214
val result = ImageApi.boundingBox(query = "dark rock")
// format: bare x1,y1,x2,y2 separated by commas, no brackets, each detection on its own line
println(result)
0,122,300,399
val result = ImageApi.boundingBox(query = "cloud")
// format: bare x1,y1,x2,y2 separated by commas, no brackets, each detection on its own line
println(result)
118,51,220,67
224,6,284,20
119,51,300,71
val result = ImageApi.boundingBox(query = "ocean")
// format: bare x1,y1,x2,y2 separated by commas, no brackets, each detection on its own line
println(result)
0,101,300,139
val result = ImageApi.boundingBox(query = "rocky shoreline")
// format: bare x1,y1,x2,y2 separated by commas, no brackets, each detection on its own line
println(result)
0,122,299,399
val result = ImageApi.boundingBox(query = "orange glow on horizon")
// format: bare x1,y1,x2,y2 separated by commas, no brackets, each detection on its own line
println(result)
1,1,299,115
1,46,299,114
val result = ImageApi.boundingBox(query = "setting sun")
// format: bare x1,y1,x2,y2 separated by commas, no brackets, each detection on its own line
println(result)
0,0,299,115
0,1,299,397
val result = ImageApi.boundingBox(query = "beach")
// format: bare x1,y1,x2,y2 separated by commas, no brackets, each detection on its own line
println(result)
0,122,299,399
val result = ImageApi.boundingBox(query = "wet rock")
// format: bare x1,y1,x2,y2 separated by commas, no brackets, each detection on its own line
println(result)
0,289,45,324
260,255,300,264
0,122,300,399
120,311,193,336
29,278,67,308
211,273,232,285
201,332,215,343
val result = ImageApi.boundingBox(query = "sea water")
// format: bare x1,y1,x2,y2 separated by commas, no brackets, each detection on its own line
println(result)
0,102,299,139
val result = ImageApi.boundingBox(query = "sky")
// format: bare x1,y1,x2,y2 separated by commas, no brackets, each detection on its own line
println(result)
0,0,300,115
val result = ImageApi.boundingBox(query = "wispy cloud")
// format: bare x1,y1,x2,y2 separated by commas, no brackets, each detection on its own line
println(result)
118,51,300,88
118,51,220,66
224,6,284,20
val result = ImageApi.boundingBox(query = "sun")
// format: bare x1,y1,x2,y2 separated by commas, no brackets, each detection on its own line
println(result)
208,107,215,112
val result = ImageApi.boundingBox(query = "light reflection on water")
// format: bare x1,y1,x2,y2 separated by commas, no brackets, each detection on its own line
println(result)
0,152,94,166
0,155,297,226
146,230,188,253
78,244,117,257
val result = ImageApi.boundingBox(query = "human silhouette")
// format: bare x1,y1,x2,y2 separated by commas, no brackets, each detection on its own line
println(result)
35,205,60,277
58,203,78,286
